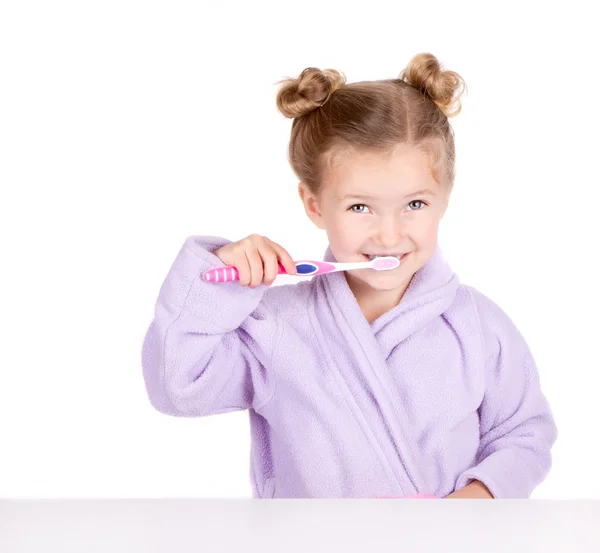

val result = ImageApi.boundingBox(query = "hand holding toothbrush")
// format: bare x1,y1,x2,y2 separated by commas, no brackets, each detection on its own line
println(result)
212,234,298,288
207,234,400,285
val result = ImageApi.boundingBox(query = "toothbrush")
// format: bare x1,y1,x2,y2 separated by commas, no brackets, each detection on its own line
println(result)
202,256,400,283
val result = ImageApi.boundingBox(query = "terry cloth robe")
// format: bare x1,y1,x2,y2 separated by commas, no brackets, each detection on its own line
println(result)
142,235,557,498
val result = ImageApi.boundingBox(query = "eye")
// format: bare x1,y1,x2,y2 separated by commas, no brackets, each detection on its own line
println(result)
407,200,427,211
349,204,372,214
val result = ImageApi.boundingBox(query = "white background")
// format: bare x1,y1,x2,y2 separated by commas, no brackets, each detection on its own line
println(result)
1,1,598,499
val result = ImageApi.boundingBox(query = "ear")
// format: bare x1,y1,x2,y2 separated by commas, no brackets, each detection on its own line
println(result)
298,182,326,229
440,200,448,219
440,183,453,218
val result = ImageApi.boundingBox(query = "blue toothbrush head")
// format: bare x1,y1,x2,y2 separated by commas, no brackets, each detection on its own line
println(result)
295,262,318,275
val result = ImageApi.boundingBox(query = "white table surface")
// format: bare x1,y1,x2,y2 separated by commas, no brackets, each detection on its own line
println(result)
1,499,598,553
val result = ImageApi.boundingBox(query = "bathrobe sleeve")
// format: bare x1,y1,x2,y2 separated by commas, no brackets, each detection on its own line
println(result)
455,289,558,498
141,235,280,417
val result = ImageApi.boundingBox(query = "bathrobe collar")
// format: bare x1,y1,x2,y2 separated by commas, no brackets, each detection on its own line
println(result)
309,243,461,494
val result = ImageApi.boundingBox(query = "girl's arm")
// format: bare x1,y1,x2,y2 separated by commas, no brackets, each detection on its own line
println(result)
141,236,280,417
453,288,558,498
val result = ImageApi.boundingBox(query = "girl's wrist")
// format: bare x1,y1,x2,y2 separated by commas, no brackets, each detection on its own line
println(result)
446,480,494,499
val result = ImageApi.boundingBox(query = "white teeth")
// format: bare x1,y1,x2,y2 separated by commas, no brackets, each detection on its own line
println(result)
367,254,401,260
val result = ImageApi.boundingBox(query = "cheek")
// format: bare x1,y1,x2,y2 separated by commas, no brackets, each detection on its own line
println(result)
325,215,362,249
412,214,440,242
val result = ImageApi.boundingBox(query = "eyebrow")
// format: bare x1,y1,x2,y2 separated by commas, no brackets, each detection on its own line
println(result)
339,189,436,201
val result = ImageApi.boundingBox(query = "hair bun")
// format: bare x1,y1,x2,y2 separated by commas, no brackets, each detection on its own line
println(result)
275,67,346,119
400,53,467,117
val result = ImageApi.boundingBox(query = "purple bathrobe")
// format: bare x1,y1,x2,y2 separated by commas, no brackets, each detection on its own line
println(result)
141,236,557,498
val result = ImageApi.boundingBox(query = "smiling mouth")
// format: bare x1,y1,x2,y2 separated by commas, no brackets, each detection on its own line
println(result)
363,253,410,261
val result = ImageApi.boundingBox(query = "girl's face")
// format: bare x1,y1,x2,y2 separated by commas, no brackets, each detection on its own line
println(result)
300,143,450,298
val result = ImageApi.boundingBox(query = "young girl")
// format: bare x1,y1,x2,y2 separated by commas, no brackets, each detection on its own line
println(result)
141,53,557,499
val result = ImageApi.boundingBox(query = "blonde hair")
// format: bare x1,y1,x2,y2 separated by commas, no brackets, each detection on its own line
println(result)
275,53,467,194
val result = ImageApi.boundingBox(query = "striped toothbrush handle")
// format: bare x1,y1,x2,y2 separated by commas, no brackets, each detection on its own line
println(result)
202,260,340,283
202,264,288,283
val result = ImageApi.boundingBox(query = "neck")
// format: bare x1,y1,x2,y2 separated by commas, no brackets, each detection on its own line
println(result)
345,273,413,324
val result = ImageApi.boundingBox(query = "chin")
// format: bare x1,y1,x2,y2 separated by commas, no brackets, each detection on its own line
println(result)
347,269,408,291
368,275,412,292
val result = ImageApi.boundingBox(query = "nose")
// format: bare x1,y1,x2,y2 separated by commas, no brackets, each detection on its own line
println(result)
373,216,404,248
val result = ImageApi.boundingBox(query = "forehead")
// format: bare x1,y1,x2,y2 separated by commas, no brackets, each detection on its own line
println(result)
324,143,438,198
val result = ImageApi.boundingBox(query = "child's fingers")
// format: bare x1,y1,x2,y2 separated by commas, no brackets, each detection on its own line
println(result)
245,247,264,288
259,246,279,286
234,253,252,286
264,238,296,275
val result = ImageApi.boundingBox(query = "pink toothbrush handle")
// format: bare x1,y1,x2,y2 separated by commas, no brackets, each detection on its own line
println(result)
202,264,288,283
202,260,339,283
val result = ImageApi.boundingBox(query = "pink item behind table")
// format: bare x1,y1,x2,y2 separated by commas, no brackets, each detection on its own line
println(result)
375,493,438,499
